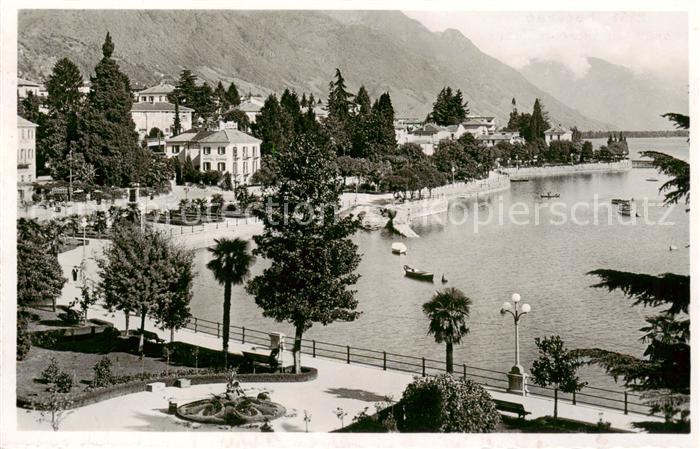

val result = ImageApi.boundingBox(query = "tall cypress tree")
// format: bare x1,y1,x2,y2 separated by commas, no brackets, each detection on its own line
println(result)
226,81,241,107
252,94,286,156
372,92,397,148
529,99,550,142
355,86,372,116
430,87,467,126
214,81,229,117
79,32,148,186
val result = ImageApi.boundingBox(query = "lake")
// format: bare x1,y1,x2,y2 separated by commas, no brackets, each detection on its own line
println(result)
188,137,689,393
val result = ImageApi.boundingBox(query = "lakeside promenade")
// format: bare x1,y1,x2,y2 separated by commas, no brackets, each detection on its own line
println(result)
16,239,663,432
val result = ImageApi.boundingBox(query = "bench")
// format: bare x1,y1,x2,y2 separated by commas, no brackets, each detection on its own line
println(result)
494,399,531,419
242,349,280,372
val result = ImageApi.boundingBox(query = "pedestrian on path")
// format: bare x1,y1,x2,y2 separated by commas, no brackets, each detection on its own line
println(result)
72,266,78,282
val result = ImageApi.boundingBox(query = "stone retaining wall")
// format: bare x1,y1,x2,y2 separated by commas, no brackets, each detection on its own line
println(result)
501,160,631,179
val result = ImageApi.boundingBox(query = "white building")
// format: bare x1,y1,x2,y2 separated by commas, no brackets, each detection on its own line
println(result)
461,116,497,136
545,124,573,144
136,83,176,103
238,96,266,123
476,131,525,147
131,102,194,140
17,116,38,202
165,122,262,185
17,78,40,98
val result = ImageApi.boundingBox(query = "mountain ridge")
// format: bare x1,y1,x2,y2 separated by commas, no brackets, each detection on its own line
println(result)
520,56,688,130
18,10,615,130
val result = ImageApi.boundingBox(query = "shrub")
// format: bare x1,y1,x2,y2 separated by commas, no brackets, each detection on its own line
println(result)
53,371,74,393
92,357,114,388
58,307,81,325
17,313,32,360
41,357,62,384
397,374,500,432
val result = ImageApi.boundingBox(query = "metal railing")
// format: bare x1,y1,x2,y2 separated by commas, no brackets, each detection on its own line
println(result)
180,316,654,417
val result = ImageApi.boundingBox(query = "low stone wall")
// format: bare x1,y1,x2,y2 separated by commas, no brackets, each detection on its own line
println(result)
501,160,631,179
17,367,318,411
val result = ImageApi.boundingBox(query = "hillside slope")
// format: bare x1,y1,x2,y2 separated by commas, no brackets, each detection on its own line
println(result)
18,9,613,130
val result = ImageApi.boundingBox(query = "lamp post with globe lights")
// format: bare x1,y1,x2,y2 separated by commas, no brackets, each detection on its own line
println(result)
501,293,531,395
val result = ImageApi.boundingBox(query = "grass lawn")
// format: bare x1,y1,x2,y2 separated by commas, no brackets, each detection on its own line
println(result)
17,345,190,399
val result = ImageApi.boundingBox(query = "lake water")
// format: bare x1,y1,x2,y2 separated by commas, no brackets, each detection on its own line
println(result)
188,137,689,393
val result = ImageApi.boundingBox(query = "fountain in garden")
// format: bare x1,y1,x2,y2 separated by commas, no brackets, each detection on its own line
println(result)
175,370,286,426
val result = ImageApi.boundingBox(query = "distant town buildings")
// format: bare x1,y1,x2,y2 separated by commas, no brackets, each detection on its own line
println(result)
394,115,521,154
131,83,193,140
17,116,37,202
165,121,262,185
544,124,573,144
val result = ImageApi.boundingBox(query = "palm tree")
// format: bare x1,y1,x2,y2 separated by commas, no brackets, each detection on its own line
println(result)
207,238,255,366
422,287,472,374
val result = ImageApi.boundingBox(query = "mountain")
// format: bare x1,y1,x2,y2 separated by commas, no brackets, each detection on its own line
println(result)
18,10,613,130
520,57,688,130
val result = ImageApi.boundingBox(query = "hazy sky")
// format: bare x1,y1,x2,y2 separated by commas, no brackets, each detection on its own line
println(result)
403,11,688,81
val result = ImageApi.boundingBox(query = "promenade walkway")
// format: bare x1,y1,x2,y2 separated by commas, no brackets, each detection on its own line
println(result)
16,243,663,432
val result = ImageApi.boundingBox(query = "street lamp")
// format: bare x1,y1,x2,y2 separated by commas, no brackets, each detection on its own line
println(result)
79,216,90,281
500,293,531,396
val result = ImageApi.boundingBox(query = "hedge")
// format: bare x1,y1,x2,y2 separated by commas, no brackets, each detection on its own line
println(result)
18,367,317,411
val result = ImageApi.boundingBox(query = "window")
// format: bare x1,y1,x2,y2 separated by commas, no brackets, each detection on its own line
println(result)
243,162,248,174
21,175,24,182
232,147,238,158
149,96,154,103
203,146,211,155
203,162,211,171
217,162,226,172
172,145,180,154
141,96,147,102
21,129,25,139
243,146,248,158
20,149,25,161
252,146,257,157
217,146,226,155
253,161,258,172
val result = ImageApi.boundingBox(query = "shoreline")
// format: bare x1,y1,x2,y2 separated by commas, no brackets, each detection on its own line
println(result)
501,160,631,180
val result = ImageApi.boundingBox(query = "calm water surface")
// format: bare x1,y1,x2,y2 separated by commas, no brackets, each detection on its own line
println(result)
189,137,689,389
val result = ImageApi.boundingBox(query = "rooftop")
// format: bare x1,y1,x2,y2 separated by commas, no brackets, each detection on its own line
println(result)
131,102,194,113
17,116,38,128
545,124,570,135
238,100,263,113
197,128,262,144
17,77,40,87
137,83,176,95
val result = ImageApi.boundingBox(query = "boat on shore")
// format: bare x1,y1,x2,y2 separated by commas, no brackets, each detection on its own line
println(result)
403,265,434,282
540,192,560,199
391,242,407,255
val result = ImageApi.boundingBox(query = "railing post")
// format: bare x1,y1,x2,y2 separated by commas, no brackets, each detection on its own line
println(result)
624,392,628,415
463,364,466,379
216,322,220,338
194,317,198,333
346,345,350,364
422,357,426,377
242,326,246,345
572,390,576,405
312,340,316,358
383,351,387,370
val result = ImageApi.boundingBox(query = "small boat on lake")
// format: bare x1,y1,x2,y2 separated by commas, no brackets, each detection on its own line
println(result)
611,198,629,205
404,265,434,282
646,178,659,182
540,192,560,199
391,242,407,255
441,274,448,284
511,178,530,182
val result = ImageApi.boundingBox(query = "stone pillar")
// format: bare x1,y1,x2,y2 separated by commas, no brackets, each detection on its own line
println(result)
507,365,528,396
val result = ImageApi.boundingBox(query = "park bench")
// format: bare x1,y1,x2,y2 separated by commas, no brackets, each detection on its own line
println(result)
494,399,531,419
242,348,280,372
